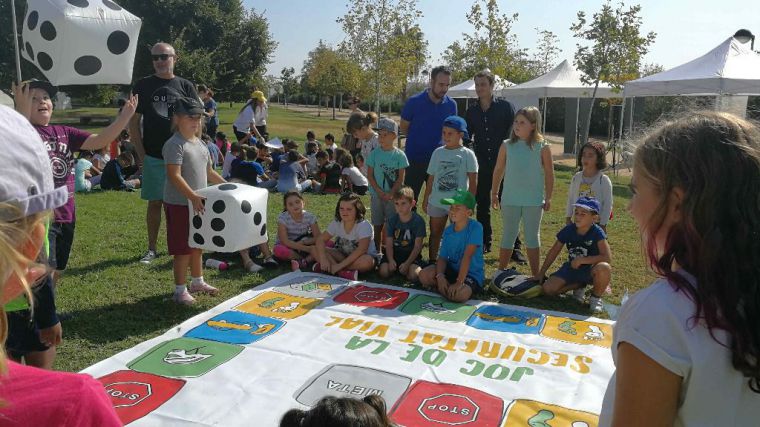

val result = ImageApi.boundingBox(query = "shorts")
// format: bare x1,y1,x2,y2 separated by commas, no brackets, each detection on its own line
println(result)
380,250,423,267
141,155,166,201
48,221,75,270
370,196,396,226
426,203,449,218
444,265,481,295
6,310,49,358
352,185,368,196
164,203,192,256
552,262,593,286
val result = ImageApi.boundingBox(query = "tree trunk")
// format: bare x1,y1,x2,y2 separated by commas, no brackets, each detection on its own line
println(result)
332,93,336,120
317,95,321,117
579,79,601,148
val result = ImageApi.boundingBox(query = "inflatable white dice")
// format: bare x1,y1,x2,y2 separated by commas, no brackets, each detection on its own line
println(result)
188,183,269,253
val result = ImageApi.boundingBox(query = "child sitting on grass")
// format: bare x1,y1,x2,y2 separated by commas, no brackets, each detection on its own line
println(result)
316,151,343,194
340,154,368,195
535,196,611,313
418,189,484,302
100,152,141,191
378,187,425,282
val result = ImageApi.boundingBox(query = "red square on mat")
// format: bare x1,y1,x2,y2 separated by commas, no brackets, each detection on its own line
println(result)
390,380,504,427
97,370,185,425
333,284,410,309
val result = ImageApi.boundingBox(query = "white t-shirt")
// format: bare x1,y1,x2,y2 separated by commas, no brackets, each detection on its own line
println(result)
599,273,760,426
233,104,255,131
327,220,377,257
221,152,237,179
342,166,368,186
358,132,379,175
253,104,268,126
565,171,613,225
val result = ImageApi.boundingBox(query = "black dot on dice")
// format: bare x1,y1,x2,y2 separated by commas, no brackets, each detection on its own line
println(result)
260,223,267,236
102,0,122,10
211,218,225,232
40,21,56,41
74,56,102,76
218,183,237,191
253,212,262,226
212,200,226,213
25,42,34,59
27,11,39,31
241,200,251,214
107,30,130,55
37,52,53,71
67,0,89,6
193,233,205,245
212,236,225,247
192,215,202,229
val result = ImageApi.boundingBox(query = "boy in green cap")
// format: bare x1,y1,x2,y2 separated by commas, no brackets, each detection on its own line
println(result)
418,189,484,302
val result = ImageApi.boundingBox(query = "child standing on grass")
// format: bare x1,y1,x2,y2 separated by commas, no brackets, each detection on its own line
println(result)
378,187,425,282
367,117,408,252
315,193,378,280
599,112,760,425
346,111,379,176
270,191,322,270
566,141,613,232
0,105,121,425
340,155,369,195
491,106,554,277
418,190,484,303
163,97,226,305
535,197,612,313
422,115,478,261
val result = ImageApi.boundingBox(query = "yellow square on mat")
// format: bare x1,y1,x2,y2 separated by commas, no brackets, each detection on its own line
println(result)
235,291,322,320
503,399,599,427
539,316,613,348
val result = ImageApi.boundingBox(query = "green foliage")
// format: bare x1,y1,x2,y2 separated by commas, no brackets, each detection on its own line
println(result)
571,0,656,144
531,29,563,76
302,40,364,103
337,0,427,112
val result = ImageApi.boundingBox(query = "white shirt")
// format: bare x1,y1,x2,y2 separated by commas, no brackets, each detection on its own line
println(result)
253,103,268,126
342,166,368,186
565,171,613,225
327,219,377,256
599,273,760,426
232,104,254,131
221,152,236,179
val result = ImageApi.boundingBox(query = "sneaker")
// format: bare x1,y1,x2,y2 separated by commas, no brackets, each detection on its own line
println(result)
140,250,157,264
483,243,491,254
245,260,263,273
589,295,604,313
263,257,279,268
337,269,359,281
511,249,527,265
572,287,586,303
173,290,195,305
189,281,219,296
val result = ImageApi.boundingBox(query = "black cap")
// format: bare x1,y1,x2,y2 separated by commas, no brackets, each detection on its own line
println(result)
27,79,58,98
172,96,205,115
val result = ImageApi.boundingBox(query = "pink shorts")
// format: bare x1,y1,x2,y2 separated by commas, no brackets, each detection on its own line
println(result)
164,203,192,256
273,240,334,260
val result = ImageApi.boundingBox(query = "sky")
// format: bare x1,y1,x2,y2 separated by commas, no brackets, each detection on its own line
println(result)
245,0,760,80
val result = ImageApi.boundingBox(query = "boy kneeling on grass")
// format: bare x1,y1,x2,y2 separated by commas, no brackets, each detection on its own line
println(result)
418,189,484,303
535,196,612,313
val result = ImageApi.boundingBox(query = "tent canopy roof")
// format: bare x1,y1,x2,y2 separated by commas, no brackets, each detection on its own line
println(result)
624,37,760,97
500,60,618,99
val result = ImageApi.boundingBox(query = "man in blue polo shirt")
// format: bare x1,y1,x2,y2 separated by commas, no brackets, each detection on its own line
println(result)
400,65,457,201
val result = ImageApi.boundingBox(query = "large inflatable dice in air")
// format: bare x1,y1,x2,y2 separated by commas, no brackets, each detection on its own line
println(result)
21,0,142,85
188,183,269,253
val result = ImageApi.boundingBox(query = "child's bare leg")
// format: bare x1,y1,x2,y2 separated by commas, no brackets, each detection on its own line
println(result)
428,216,447,260
346,254,375,272
541,275,569,296
258,243,273,258
406,264,422,282
378,262,392,278
24,347,56,370
526,247,540,277
590,262,612,297
498,248,513,270
190,249,203,278
418,265,437,289
373,225,383,252
173,254,190,286
445,283,473,303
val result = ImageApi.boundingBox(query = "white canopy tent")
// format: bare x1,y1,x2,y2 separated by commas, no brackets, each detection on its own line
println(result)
499,60,617,99
447,74,514,98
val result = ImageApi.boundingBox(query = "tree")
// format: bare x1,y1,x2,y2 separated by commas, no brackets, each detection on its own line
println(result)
442,0,531,84
280,67,298,107
531,29,562,76
571,0,656,144
302,41,364,118
337,0,424,111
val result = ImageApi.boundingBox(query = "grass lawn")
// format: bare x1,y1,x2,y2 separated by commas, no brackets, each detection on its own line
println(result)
50,103,651,373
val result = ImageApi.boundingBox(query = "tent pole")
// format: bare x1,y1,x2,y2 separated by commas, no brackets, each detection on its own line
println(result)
10,0,23,84
615,97,626,175
542,97,547,134
628,98,634,141
574,98,580,155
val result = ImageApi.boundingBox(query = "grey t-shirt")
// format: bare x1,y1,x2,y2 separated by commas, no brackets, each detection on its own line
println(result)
162,132,211,206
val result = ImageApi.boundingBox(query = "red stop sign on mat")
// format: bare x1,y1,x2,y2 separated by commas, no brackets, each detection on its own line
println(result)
106,381,151,408
97,370,185,425
419,394,479,424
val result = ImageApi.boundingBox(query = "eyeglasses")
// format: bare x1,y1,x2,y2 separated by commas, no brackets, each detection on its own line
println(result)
151,54,173,61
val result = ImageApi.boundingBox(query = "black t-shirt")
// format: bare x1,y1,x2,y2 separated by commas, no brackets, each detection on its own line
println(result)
132,75,198,159
320,162,343,189
100,160,126,190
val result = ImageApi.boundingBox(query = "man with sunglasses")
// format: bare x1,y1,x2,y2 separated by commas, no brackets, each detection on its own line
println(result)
129,42,199,264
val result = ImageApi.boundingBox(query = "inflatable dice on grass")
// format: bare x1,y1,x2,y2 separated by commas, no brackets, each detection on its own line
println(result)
188,183,268,253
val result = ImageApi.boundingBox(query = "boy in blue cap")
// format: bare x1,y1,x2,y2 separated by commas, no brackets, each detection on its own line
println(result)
422,115,478,261
535,196,612,312
418,189,484,302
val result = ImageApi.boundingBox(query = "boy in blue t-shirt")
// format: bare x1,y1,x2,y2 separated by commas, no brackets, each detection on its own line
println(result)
379,186,426,282
419,189,484,302
536,196,612,313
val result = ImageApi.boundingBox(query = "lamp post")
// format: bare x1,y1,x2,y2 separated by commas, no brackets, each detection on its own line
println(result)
734,29,755,51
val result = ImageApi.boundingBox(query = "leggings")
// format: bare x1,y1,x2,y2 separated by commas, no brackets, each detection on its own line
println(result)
500,205,544,249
